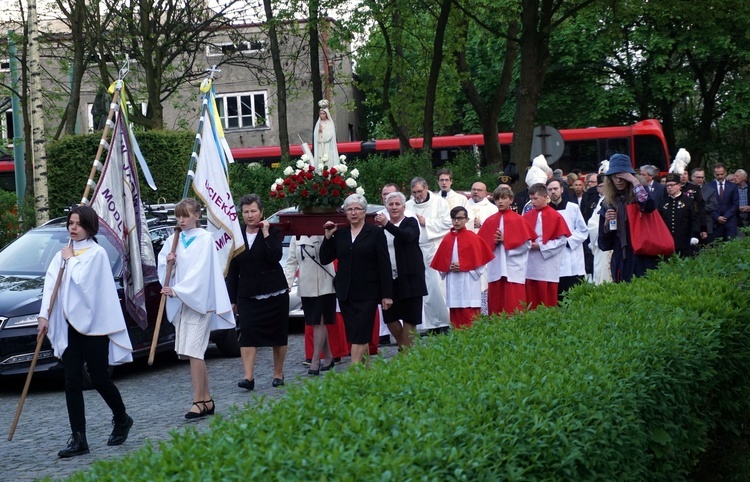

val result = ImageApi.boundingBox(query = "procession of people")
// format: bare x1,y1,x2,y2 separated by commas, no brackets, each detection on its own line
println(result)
34,101,745,462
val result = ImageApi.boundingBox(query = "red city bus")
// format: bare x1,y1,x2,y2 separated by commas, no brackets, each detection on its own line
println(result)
231,119,670,174
0,160,14,192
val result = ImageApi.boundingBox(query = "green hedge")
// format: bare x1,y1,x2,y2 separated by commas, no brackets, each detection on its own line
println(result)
0,189,20,247
46,131,195,218
61,238,750,481
47,133,501,219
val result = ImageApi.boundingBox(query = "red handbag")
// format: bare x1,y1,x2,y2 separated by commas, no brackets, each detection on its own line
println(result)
626,204,675,256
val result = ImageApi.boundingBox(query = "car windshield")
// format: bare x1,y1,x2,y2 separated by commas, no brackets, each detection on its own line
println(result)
0,228,122,276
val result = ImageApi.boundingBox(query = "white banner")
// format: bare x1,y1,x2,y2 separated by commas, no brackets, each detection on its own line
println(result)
192,111,244,274
91,114,157,329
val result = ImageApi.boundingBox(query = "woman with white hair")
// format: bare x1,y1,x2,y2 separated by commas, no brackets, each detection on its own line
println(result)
321,194,394,364
313,99,338,167
374,191,427,349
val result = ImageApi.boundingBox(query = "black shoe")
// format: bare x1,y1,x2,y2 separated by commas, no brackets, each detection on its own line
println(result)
184,402,207,420
378,335,391,346
204,399,215,415
272,377,285,387
320,360,335,372
107,415,133,446
238,378,254,391
333,357,342,363
308,368,320,376
302,359,312,367
58,432,89,458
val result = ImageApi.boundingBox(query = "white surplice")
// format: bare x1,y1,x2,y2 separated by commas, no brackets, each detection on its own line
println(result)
486,216,532,285
552,201,588,277
441,239,484,308
406,193,451,329
587,197,613,285
158,228,235,332
39,239,133,365
526,215,567,282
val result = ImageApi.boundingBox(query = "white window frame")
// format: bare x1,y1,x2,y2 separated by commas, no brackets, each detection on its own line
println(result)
215,92,269,130
88,102,147,132
0,59,10,73
206,40,266,57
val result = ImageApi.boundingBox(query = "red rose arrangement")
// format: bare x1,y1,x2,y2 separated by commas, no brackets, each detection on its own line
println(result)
270,155,363,211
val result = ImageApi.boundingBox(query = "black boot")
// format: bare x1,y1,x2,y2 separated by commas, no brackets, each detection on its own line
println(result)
58,432,89,458
107,414,133,446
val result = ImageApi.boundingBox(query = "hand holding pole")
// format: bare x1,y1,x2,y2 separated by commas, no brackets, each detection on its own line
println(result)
148,227,181,366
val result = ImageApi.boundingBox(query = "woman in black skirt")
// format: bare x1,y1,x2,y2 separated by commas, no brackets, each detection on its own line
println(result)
320,193,393,364
227,194,289,389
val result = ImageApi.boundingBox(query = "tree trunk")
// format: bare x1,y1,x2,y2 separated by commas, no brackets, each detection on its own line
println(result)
509,0,552,191
308,1,323,128
58,0,86,137
28,0,50,225
455,18,518,167
264,0,290,160
376,16,411,153
422,0,452,154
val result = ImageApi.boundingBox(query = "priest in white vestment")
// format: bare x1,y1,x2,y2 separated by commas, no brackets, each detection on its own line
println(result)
436,168,468,209
406,177,451,332
547,179,588,301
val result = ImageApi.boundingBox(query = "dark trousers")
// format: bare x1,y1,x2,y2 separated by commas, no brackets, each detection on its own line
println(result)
558,275,584,302
63,324,126,433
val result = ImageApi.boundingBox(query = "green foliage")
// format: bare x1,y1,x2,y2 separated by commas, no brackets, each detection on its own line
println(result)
441,151,501,192
227,163,288,215
46,131,194,217
0,189,19,248
347,151,435,198
61,237,750,481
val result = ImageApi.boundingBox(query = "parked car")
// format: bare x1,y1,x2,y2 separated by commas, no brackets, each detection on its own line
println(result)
0,218,239,385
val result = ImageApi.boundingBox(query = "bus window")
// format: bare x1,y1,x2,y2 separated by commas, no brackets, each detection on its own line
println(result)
557,139,599,173
634,134,667,172
0,173,14,192
604,137,629,159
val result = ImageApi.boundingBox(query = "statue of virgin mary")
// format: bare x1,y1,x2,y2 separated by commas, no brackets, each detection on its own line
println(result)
313,99,339,168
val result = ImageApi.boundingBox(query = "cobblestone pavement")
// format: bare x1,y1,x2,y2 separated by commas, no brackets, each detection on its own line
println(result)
0,331,398,481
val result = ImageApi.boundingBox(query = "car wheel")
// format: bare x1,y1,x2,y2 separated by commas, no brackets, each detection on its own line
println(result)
82,363,114,391
214,329,241,358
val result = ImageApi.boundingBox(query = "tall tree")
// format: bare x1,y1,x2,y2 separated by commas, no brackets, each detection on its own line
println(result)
261,0,290,160
91,0,241,129
27,0,49,224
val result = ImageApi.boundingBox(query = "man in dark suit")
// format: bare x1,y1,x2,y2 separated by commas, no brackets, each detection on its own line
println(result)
640,165,666,206
709,163,740,241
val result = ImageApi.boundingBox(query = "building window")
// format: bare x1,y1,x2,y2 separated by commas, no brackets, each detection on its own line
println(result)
215,92,268,130
1,110,13,143
0,59,10,73
206,40,266,57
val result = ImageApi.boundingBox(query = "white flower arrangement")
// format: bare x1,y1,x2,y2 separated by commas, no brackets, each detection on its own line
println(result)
349,168,360,179
356,186,365,196
346,178,358,188
283,166,294,176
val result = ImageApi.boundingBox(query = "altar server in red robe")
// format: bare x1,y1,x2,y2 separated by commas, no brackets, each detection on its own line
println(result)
430,206,495,328
522,183,571,308
478,186,538,314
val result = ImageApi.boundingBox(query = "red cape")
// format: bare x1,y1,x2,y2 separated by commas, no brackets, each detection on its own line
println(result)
478,210,537,251
522,205,571,243
431,228,495,272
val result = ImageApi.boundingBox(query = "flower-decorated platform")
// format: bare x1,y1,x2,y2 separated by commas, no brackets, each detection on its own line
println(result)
274,210,377,237
269,154,373,236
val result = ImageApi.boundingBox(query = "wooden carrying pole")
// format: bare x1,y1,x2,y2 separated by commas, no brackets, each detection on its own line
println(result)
148,227,181,365
80,80,122,206
8,241,71,441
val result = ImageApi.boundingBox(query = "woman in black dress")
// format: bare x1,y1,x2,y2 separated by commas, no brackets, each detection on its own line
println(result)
227,194,289,389
320,194,393,364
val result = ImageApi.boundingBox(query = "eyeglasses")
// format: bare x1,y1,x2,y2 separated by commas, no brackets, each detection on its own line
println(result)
452,216,467,221
344,207,365,213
